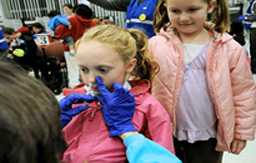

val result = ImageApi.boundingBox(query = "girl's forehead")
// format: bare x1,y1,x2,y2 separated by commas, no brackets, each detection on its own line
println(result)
167,0,207,5
76,41,123,64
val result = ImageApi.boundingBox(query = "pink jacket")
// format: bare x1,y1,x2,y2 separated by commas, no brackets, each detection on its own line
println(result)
149,28,256,152
62,80,174,163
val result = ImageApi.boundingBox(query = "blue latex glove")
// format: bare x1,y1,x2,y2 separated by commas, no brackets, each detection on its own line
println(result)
95,76,137,136
59,93,95,128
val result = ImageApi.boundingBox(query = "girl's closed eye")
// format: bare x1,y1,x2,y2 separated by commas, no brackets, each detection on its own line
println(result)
169,8,181,14
188,7,201,13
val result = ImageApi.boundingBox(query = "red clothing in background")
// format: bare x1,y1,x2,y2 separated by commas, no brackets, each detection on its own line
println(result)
55,15,97,42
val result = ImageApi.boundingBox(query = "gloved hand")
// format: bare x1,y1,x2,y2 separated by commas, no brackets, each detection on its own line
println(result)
95,76,137,136
59,93,95,128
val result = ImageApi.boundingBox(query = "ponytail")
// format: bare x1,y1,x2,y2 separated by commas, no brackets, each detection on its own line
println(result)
153,0,169,33
128,29,159,81
211,0,230,33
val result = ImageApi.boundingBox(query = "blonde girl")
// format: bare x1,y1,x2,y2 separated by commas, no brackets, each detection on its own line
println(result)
61,24,175,163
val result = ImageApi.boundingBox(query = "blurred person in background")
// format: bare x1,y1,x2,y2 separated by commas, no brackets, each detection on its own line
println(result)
240,0,256,73
31,22,46,34
64,3,74,17
16,18,30,34
87,0,158,38
0,27,9,58
55,4,98,42
48,10,71,32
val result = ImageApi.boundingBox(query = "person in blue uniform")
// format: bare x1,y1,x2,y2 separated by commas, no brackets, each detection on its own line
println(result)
240,0,256,73
87,0,158,37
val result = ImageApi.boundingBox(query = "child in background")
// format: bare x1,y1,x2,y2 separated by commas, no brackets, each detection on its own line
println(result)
0,27,9,52
48,10,71,31
31,22,46,34
149,0,256,162
47,10,74,49
63,3,74,17
61,24,174,163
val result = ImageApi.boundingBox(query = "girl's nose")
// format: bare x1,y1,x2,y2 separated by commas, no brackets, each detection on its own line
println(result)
179,13,190,22
83,71,96,84
87,73,96,83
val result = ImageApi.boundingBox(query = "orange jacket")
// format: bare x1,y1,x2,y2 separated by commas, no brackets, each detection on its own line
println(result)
149,28,256,151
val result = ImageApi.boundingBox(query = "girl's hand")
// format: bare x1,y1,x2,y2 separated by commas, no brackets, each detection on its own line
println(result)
230,139,247,154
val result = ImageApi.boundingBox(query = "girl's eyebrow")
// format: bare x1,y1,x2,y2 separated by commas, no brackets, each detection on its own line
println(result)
169,4,202,9
79,65,87,68
95,65,114,69
189,5,202,8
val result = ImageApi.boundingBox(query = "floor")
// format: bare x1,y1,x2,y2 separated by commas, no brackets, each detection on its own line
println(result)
224,140,256,163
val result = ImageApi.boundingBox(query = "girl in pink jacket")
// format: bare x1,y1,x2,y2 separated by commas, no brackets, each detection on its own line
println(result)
149,0,256,163
61,24,174,163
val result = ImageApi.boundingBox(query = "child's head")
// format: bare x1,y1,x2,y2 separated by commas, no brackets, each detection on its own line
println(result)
63,3,74,16
2,26,15,45
154,0,229,34
75,4,93,19
47,10,61,18
75,24,159,88
0,61,65,163
31,22,45,34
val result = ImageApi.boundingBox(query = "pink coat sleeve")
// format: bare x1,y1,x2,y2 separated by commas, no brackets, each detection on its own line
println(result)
228,44,256,140
133,95,175,153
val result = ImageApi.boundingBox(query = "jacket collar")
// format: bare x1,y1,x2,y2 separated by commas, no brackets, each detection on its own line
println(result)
130,80,151,105
130,80,151,96
158,26,233,45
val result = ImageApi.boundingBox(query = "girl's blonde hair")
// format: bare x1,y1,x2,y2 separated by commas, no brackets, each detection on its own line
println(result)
76,24,159,81
154,0,230,33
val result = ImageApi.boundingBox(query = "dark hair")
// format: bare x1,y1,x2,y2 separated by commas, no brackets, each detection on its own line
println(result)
32,22,45,33
47,10,61,18
20,18,27,26
75,4,93,19
153,0,170,33
64,3,73,10
0,61,66,163
3,26,15,35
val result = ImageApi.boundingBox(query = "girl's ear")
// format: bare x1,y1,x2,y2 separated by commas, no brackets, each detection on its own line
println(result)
125,58,137,74
207,0,216,14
